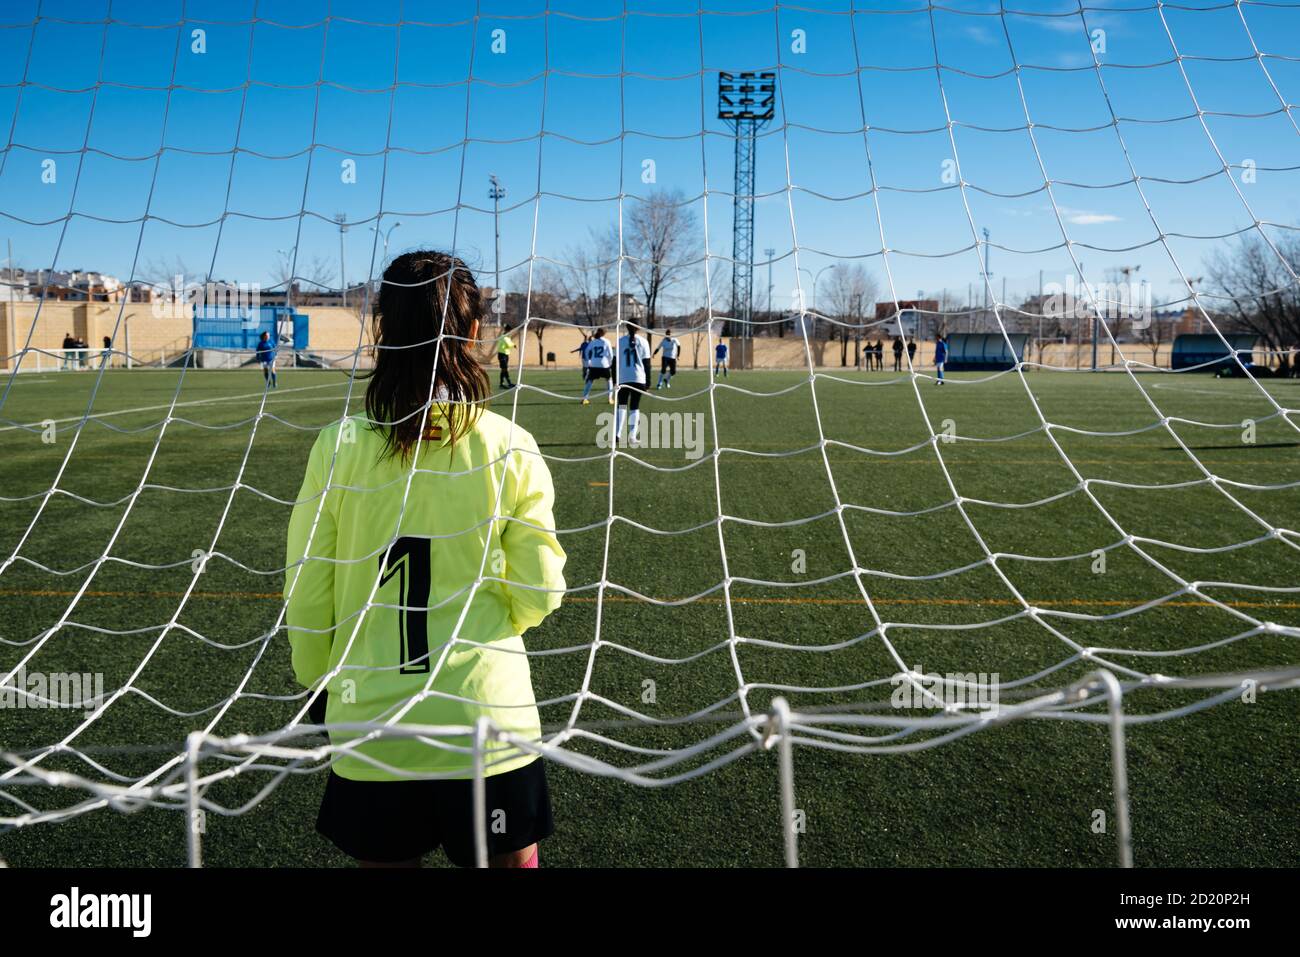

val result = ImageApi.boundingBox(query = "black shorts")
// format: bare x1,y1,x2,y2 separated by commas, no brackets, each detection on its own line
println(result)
497,353,510,369
587,366,612,380
617,380,646,408
316,758,554,866
660,357,677,374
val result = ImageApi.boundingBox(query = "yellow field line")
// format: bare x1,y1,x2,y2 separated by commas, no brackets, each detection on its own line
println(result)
0,588,1296,610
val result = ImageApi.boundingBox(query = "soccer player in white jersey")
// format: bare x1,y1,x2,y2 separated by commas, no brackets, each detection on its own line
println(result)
616,323,651,446
653,329,680,389
580,328,614,405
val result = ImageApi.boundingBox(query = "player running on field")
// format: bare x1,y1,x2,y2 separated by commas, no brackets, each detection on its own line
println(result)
653,329,680,389
580,328,614,405
285,250,566,869
616,323,651,447
571,334,592,385
256,330,278,389
495,328,515,390
713,339,728,377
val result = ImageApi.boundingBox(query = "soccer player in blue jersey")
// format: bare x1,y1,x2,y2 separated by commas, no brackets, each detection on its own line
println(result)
256,330,277,389
714,339,728,378
571,333,592,385
934,333,948,386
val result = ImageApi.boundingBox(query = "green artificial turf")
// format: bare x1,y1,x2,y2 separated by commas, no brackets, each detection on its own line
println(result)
0,365,1296,867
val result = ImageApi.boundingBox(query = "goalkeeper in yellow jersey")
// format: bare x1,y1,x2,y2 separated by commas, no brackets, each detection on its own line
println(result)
284,250,566,868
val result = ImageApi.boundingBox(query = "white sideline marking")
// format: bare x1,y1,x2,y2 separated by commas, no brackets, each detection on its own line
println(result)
1149,382,1295,401
0,380,352,433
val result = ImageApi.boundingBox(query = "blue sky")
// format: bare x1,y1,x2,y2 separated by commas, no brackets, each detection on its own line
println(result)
0,0,1298,314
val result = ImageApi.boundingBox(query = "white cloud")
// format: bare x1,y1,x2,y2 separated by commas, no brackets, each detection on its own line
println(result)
964,24,1000,45
1063,210,1120,225
1004,205,1121,225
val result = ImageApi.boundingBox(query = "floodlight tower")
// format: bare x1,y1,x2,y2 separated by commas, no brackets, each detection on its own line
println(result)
719,71,775,339
488,174,506,319
335,212,349,308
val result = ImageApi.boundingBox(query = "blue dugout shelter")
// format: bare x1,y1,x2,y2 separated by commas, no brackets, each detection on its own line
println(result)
193,303,309,358
1170,333,1259,373
943,333,1029,372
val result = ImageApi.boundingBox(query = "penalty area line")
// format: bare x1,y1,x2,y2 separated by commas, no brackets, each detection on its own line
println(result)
0,380,353,433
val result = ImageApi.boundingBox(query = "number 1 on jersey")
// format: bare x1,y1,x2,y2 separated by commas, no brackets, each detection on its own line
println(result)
378,536,432,674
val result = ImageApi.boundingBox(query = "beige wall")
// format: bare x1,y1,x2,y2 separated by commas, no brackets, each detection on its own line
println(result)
0,301,1181,372
0,301,192,370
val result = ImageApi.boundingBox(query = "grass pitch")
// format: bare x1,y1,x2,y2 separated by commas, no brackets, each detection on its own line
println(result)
0,363,1297,867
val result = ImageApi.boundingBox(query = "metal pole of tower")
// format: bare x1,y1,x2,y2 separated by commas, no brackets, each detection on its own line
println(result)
335,212,348,309
1038,268,1043,364
981,227,992,330
764,247,775,329
719,72,775,341
489,175,506,319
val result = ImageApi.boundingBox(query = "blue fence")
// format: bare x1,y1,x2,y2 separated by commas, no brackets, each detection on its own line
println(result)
193,305,308,354
1170,334,1258,373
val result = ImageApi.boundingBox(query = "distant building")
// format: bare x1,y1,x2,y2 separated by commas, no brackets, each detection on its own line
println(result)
259,281,371,309
6,268,160,303
0,267,35,301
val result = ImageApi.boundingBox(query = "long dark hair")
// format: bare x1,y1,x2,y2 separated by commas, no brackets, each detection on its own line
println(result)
365,251,489,461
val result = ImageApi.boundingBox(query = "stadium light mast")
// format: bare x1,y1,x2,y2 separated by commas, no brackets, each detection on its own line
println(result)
489,174,507,318
369,222,402,306
981,227,992,330
719,71,775,340
335,212,348,308
1184,275,1204,333
371,220,401,260
4,238,14,314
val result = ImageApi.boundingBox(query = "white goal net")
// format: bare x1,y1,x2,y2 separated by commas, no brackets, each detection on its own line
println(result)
1,0,1299,868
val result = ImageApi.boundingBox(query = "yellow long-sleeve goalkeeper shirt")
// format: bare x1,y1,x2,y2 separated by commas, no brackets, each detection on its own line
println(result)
284,408,565,781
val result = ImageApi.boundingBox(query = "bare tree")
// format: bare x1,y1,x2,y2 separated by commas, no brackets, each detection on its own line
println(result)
552,230,618,329
619,188,700,331
822,262,879,368
1137,315,1174,367
507,269,566,365
141,255,193,300
272,250,335,296
1206,232,1300,375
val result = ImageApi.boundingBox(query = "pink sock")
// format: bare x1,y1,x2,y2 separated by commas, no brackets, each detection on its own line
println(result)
521,848,538,868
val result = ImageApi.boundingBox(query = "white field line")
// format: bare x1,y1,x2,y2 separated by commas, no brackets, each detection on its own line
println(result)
1149,382,1299,402
0,380,353,433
